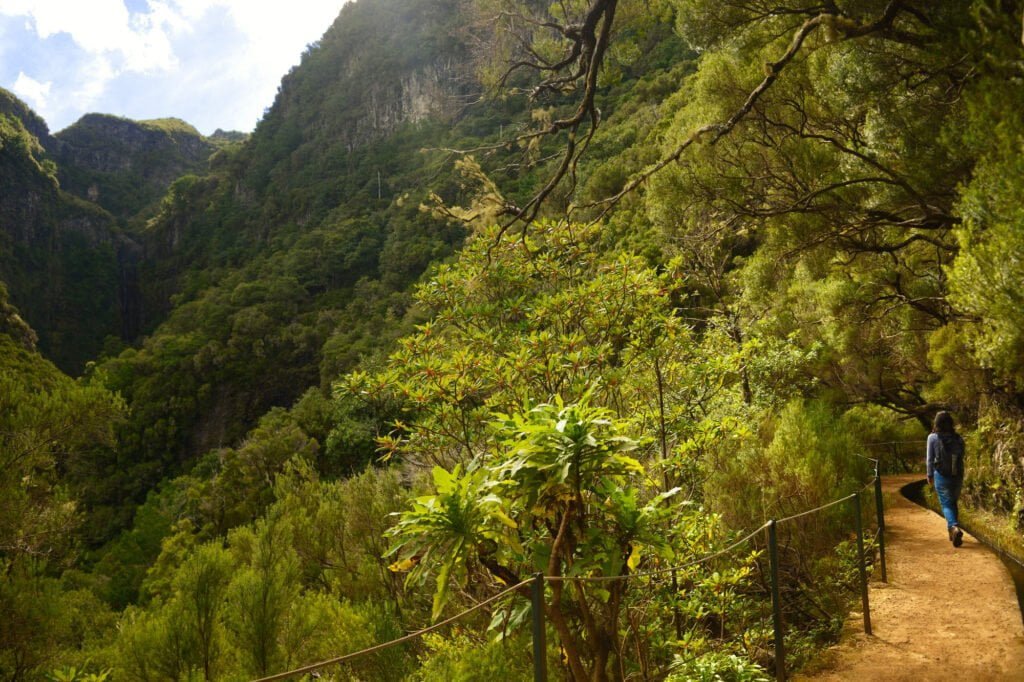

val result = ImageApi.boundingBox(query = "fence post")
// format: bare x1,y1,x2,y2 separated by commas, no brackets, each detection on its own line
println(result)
531,573,548,682
852,493,872,635
873,474,888,583
767,520,786,682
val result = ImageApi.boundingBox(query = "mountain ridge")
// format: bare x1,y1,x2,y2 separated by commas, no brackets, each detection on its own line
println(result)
51,113,217,222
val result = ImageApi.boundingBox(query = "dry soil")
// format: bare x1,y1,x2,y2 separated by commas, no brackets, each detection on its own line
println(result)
798,474,1024,682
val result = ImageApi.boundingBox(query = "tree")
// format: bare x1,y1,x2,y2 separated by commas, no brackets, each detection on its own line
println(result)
454,0,937,229
224,513,300,678
175,544,233,680
351,218,784,679
0,327,122,679
388,398,684,681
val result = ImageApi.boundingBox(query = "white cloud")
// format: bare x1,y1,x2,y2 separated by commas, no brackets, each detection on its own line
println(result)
73,55,117,109
11,70,50,112
167,1,344,85
0,1,349,133
0,0,180,115
0,0,178,71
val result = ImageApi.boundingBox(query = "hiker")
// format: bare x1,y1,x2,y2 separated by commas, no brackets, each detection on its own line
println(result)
926,410,966,547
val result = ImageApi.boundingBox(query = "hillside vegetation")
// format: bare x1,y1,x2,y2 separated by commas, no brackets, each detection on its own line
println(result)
1,0,1023,680
0,94,123,371
53,114,215,222
0,87,225,370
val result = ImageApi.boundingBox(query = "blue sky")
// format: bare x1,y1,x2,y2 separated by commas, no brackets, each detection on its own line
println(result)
0,0,348,135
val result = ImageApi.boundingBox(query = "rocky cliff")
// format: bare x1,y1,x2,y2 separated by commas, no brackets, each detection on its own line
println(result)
0,0,479,375
0,91,227,370
241,0,472,193
0,96,124,371
0,88,54,149
52,115,216,221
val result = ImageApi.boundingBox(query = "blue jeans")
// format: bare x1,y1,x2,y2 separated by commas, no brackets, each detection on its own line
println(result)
933,471,963,529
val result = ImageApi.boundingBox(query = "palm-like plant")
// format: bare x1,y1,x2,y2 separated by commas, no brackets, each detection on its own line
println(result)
388,397,681,680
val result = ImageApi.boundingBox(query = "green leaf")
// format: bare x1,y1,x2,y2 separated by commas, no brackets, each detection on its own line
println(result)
626,543,642,572
432,546,459,622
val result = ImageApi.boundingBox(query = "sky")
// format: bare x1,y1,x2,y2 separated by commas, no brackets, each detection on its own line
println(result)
0,0,349,135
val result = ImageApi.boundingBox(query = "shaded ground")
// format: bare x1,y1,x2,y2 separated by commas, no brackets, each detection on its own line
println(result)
798,474,1024,681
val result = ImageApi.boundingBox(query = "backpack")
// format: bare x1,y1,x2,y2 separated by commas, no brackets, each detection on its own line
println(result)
935,432,965,477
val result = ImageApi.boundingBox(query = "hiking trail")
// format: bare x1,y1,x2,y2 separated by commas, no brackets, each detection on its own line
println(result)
798,474,1024,681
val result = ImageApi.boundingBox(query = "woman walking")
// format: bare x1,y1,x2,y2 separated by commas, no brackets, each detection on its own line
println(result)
927,411,966,547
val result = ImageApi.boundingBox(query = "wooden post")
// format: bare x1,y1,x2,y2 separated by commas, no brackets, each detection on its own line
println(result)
853,493,872,635
767,520,786,681
874,475,888,583
531,573,548,682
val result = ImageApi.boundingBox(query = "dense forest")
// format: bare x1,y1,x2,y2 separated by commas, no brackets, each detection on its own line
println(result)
1,0,1022,679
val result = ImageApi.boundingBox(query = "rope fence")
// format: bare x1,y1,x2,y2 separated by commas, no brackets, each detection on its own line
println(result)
545,521,772,583
862,441,927,474
253,460,891,682
252,579,530,682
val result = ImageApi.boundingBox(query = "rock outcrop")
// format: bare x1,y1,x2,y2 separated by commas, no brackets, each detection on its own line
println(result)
0,93,124,371
52,115,216,221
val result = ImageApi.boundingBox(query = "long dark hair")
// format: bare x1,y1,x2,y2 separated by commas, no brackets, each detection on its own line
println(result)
932,410,956,434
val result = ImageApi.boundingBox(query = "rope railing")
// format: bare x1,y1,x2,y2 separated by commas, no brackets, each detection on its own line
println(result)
774,492,857,525
252,579,531,682
252,469,890,682
546,521,771,583
864,439,925,445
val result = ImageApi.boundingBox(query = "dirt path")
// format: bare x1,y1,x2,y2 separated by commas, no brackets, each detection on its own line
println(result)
798,474,1024,681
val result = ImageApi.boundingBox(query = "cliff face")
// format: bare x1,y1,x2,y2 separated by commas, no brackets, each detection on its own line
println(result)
0,88,54,149
352,58,464,147
53,115,216,221
0,0,476,377
138,0,476,300
0,98,124,371
79,0,487,483
0,92,225,370
241,0,472,193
